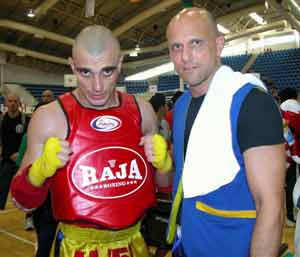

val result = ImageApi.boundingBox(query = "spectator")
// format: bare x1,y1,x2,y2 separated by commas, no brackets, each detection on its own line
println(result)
0,93,29,210
165,91,183,130
279,88,300,226
35,89,54,110
149,93,171,141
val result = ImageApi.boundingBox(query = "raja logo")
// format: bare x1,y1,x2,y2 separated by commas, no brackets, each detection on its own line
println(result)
71,146,148,199
90,115,121,132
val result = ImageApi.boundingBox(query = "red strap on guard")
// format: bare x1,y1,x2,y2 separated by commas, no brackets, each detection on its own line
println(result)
10,165,50,210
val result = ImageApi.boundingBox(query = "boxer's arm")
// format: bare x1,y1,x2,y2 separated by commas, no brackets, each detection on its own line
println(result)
136,96,158,136
11,102,68,210
137,97,173,186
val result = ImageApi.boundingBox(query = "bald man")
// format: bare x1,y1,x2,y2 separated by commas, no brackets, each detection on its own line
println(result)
11,25,172,257
0,93,29,209
34,90,55,111
41,90,54,103
166,8,285,257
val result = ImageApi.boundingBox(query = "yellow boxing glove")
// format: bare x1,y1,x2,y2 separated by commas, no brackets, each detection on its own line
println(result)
28,137,62,187
152,134,172,173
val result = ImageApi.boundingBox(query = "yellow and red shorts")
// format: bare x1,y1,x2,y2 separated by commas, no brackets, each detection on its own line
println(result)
50,222,150,257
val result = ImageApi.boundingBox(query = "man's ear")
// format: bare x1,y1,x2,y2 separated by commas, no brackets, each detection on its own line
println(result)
68,57,75,73
117,54,124,72
216,35,225,57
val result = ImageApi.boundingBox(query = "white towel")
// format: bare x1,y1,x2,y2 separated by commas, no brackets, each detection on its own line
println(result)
183,66,266,198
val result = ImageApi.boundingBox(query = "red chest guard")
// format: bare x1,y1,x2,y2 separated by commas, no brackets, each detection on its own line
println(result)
51,92,156,229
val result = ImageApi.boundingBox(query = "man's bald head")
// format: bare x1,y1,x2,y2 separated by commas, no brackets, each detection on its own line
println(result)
166,7,224,95
5,92,21,115
167,7,219,38
41,89,54,103
72,25,121,58
5,92,20,104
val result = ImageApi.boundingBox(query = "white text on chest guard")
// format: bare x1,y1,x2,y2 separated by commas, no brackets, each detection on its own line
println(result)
80,159,143,187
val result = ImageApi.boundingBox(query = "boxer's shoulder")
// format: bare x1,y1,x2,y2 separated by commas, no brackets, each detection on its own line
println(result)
29,101,67,140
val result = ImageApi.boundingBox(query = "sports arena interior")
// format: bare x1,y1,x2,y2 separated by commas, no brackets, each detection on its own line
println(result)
0,0,299,256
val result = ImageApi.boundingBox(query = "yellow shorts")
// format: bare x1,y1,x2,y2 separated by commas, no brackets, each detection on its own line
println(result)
50,222,150,257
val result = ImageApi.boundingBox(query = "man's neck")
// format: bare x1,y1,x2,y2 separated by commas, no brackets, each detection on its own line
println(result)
7,110,20,118
190,65,220,97
190,83,209,97
74,89,119,110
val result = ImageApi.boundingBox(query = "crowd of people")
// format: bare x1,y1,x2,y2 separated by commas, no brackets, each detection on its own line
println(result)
0,5,299,257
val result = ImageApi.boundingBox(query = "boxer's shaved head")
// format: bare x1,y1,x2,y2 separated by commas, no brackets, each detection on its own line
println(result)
69,25,123,109
72,25,121,58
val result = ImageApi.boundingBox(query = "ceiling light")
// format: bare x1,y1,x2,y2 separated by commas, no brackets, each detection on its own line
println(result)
135,44,140,51
125,62,174,81
217,24,230,34
129,51,138,57
249,12,266,25
27,9,35,18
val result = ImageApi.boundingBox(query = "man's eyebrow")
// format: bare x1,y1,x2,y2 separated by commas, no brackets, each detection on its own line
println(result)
75,67,91,70
75,66,117,71
188,38,204,42
102,66,117,70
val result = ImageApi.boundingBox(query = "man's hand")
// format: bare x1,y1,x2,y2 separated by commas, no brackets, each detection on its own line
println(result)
140,134,172,173
28,137,72,187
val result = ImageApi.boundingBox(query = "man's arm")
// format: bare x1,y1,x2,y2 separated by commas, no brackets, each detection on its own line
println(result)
11,102,70,210
244,144,286,257
136,96,158,136
136,96,173,186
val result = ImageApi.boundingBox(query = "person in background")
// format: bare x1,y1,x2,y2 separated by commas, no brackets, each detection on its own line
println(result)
35,89,55,110
149,93,174,194
165,91,183,131
11,25,172,257
263,79,281,104
149,93,171,142
41,89,54,103
166,7,285,257
293,166,300,256
148,93,174,194
279,88,300,227
0,93,29,211
270,86,281,104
